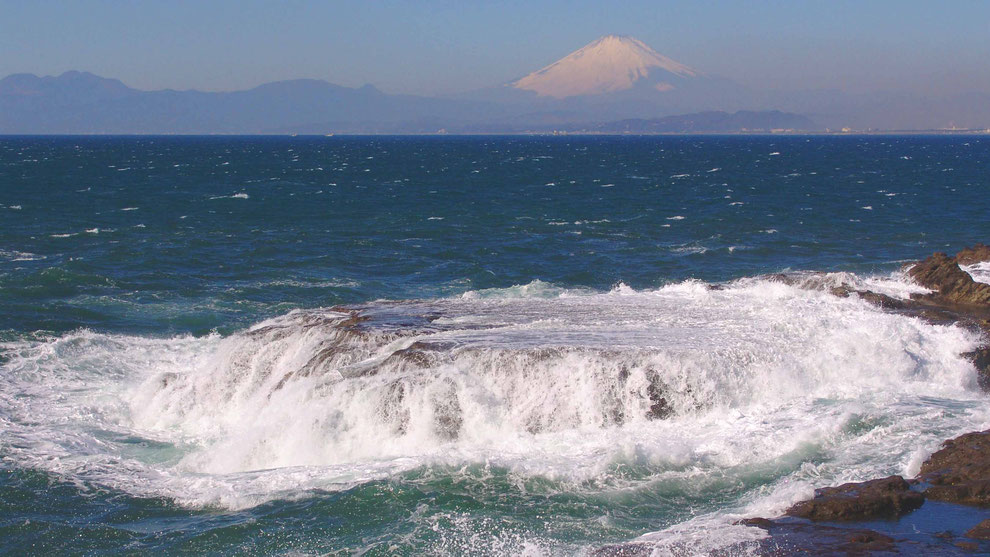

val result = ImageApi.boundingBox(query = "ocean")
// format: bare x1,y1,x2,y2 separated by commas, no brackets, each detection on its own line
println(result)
1,135,988,554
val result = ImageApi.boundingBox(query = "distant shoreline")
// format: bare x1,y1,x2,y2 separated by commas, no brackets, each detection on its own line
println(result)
1,130,989,138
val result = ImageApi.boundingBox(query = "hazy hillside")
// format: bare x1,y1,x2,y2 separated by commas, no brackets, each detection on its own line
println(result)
2,36,987,133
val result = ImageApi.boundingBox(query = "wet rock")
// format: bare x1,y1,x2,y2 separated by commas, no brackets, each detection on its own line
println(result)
157,372,177,389
379,381,411,435
732,516,989,555
785,475,924,521
955,244,990,266
598,523,899,556
908,252,990,307
858,290,909,310
833,285,909,310
741,520,905,555
965,519,990,540
924,488,990,513
645,369,674,420
384,341,450,368
766,272,798,285
737,517,773,528
935,530,957,540
430,378,462,441
919,430,990,506
963,347,990,391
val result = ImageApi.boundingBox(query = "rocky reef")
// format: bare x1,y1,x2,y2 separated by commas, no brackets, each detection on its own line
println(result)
598,244,990,555
742,245,990,555
783,476,925,522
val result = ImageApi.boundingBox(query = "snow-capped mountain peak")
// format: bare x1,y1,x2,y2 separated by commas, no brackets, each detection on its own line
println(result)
510,35,700,98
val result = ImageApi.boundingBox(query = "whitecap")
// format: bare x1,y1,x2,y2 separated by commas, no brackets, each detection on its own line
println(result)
1,272,985,536
0,250,44,261
962,262,990,285
208,193,250,200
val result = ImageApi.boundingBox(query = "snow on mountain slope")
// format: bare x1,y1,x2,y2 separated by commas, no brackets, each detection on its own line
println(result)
511,35,700,98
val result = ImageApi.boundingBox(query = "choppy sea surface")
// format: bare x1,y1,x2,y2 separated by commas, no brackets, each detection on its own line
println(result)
1,135,989,555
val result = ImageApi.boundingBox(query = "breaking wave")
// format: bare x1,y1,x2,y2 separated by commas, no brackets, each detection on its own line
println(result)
1,273,987,525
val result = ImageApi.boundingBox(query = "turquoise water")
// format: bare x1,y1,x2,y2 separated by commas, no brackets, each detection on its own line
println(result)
1,136,989,554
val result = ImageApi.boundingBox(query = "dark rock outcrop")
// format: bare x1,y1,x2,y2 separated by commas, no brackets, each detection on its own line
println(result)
597,522,906,556
747,521,899,554
955,244,990,266
964,347,990,391
830,285,908,310
966,519,990,540
918,430,990,506
908,252,990,307
785,475,925,521
604,245,990,555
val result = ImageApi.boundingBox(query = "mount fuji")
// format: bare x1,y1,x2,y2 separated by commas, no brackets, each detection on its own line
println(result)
0,36,837,133
510,35,701,99
453,35,751,123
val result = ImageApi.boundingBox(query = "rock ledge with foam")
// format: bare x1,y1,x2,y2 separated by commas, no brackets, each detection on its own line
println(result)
726,244,990,555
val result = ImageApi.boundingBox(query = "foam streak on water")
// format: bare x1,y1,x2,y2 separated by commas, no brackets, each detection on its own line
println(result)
1,273,987,552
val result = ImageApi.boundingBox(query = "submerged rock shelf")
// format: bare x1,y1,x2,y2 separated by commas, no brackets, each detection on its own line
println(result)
745,245,990,555
598,244,990,555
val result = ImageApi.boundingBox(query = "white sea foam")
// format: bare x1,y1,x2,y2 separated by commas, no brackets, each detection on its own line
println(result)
0,250,45,261
963,262,990,284
0,273,987,552
209,192,250,200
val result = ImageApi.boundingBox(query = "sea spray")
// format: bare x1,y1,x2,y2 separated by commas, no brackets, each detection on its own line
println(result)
4,135,990,554
2,275,986,523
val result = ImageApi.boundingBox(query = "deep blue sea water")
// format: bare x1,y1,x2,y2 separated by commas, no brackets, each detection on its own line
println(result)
1,135,989,554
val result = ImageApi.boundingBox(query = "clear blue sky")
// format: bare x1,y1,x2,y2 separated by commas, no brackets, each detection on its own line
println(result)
2,0,989,95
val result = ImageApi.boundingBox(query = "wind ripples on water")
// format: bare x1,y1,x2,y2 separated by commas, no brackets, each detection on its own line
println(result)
2,274,988,552
1,136,989,553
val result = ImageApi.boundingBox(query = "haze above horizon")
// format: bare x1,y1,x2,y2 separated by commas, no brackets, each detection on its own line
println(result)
2,1,989,97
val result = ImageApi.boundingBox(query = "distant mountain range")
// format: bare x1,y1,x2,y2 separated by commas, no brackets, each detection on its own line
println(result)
2,35,989,134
